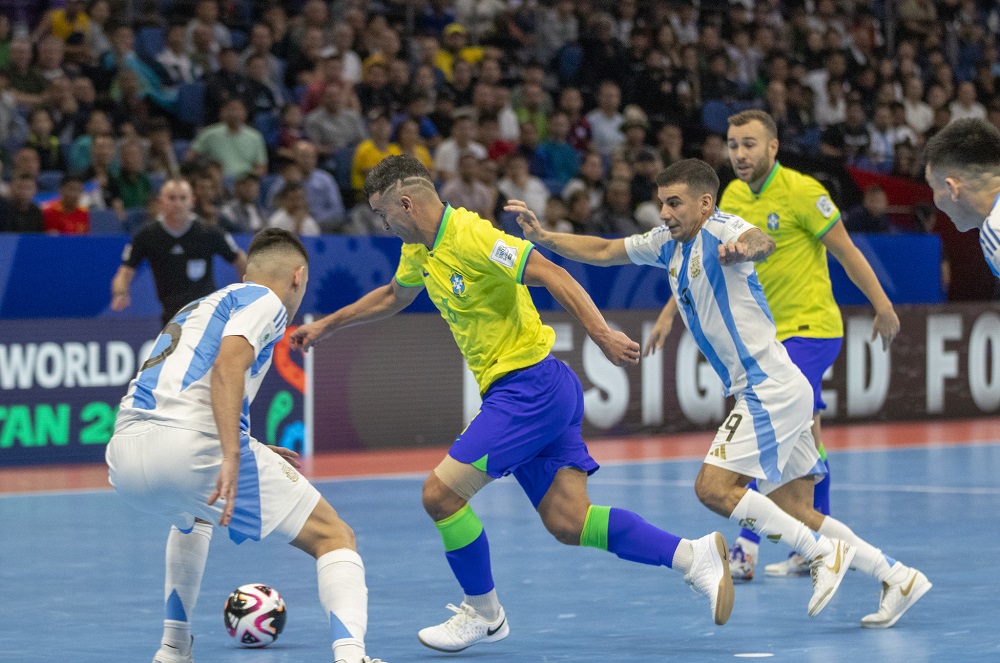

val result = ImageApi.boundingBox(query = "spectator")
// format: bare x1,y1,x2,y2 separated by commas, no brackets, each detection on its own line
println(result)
300,51,346,114
479,113,515,162
701,133,735,191
4,38,46,107
12,147,41,183
815,78,847,129
949,81,987,123
42,175,89,235
191,169,223,227
85,0,112,63
240,23,282,87
433,108,486,182
586,80,625,158
395,117,434,172
617,112,650,163
0,71,25,148
32,0,89,49
276,103,306,161
245,53,283,120
351,107,401,201
110,178,247,325
185,0,231,55
270,140,346,231
332,22,361,84
657,123,685,166
536,111,580,189
68,109,112,172
559,87,591,154
902,76,933,136
446,57,475,108
440,151,496,221
354,55,393,114
268,181,320,236
26,108,65,172
157,23,199,86
435,23,483,81
147,117,180,178
203,47,250,124
540,196,574,234
284,26,324,90
0,174,43,232
304,81,367,158
845,185,891,234
562,150,605,211
498,153,549,222
190,97,268,177
861,104,897,173
219,171,265,233
109,140,153,213
890,102,919,148
514,81,548,140
591,177,640,236
630,148,661,212
36,36,68,82
394,92,440,149
564,187,596,234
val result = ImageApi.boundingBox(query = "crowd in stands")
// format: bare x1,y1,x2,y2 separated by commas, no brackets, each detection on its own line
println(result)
0,0,999,240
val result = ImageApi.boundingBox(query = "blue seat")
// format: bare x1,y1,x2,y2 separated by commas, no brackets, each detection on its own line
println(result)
37,171,63,192
124,208,149,233
172,139,192,163
136,26,165,62
89,209,125,234
176,82,206,126
332,145,356,192
254,113,280,149
701,100,732,135
259,174,281,208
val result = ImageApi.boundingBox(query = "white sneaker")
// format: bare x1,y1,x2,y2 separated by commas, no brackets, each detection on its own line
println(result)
417,602,509,652
685,532,735,625
807,538,856,617
728,536,758,581
336,657,387,663
152,639,192,663
860,566,932,628
765,552,811,577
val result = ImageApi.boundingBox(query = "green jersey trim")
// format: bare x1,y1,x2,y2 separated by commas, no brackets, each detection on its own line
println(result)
815,213,841,239
394,274,424,288
432,204,454,251
515,244,534,284
753,161,782,197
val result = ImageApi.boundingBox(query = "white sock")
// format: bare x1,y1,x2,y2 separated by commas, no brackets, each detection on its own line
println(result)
670,539,694,574
464,588,501,621
162,522,212,654
729,490,832,561
817,516,894,581
317,548,368,663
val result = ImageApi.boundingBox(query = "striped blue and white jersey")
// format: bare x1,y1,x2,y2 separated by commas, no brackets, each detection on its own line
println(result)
980,195,1000,277
115,282,287,436
625,209,801,397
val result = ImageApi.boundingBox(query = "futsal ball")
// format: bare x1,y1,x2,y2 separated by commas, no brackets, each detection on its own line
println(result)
223,584,287,648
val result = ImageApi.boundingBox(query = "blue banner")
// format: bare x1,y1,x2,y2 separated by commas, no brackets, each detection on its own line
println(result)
0,232,942,321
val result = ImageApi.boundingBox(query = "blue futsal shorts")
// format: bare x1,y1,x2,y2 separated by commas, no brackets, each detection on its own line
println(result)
781,336,843,412
449,355,599,508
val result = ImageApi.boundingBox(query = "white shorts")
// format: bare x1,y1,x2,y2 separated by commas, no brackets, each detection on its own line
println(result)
106,422,321,544
703,374,825,495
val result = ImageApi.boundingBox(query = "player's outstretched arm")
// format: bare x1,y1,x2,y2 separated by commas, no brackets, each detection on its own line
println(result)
523,250,640,367
110,265,136,311
289,279,424,352
644,296,678,357
505,199,631,266
820,221,900,349
719,228,776,265
209,336,256,527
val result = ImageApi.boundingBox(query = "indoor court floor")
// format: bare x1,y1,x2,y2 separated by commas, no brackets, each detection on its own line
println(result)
1,419,997,662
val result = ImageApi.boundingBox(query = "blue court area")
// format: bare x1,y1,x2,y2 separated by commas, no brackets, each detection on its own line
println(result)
2,442,998,662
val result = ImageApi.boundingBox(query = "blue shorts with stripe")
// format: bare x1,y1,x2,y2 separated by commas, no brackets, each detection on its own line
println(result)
449,355,599,508
782,336,842,411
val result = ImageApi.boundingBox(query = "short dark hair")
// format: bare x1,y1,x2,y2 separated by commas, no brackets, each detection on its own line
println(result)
728,109,778,139
248,227,309,264
655,159,720,201
924,118,1000,180
363,154,435,200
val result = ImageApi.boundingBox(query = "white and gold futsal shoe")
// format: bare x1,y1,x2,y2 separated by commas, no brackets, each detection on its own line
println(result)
807,538,856,617
860,565,932,628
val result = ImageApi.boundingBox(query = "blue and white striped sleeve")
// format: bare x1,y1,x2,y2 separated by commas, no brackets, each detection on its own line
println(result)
980,215,1000,278
223,291,287,357
624,226,672,268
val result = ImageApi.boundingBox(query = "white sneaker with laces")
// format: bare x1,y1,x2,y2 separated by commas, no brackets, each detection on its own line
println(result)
336,657,387,663
807,538,856,617
684,532,735,625
728,536,758,581
860,566,932,628
765,552,811,577
152,639,192,663
417,602,509,652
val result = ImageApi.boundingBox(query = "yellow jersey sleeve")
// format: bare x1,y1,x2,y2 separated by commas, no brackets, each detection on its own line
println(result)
794,176,841,238
463,220,535,285
393,243,426,287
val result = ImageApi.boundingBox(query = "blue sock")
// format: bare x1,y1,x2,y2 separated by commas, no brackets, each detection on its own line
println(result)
582,506,682,567
814,458,831,516
738,480,761,544
436,505,495,595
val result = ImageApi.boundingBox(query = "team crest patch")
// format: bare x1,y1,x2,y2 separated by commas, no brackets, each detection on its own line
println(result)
450,272,466,296
280,462,299,483
816,195,835,218
489,239,518,268
690,252,702,278
767,212,780,231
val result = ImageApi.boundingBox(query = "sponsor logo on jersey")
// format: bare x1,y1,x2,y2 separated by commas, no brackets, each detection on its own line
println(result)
690,251,702,278
816,195,835,218
489,239,518,268
450,271,466,297
767,212,780,231
280,462,299,482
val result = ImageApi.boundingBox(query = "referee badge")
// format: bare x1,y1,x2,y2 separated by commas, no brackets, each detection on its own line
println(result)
450,272,466,297
767,212,780,231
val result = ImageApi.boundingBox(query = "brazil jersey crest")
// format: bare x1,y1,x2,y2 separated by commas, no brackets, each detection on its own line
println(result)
450,271,466,297
767,212,780,231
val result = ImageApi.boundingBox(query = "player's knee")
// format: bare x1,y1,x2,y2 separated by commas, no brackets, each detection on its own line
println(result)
540,509,586,546
694,473,724,511
422,473,461,521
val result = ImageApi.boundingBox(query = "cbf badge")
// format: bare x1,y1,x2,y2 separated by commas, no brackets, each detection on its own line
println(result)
767,212,780,231
450,272,466,297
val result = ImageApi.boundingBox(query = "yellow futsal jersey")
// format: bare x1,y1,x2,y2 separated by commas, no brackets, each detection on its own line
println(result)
720,163,844,340
394,204,555,393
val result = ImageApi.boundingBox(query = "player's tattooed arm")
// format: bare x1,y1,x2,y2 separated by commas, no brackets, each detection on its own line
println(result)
720,228,776,264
